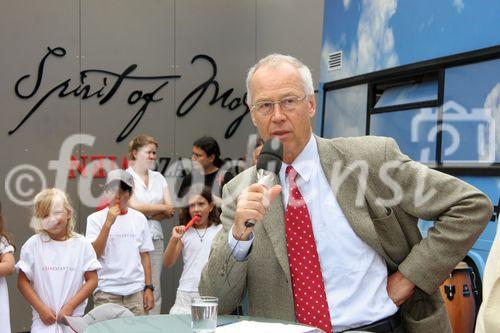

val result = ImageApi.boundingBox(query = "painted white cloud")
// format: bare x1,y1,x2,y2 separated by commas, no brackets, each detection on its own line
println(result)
452,0,465,13
343,0,351,10
483,83,500,161
383,28,394,52
339,32,347,47
418,16,434,31
321,0,399,83
356,0,399,74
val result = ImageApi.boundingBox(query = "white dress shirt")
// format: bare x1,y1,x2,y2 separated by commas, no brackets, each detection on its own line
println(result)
127,167,169,240
228,135,398,331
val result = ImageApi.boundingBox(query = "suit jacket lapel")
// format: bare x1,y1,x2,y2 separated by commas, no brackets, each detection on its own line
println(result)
315,137,393,266
261,172,291,282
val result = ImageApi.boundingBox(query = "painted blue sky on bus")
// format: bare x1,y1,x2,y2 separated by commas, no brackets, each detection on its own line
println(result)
320,0,500,83
319,0,500,163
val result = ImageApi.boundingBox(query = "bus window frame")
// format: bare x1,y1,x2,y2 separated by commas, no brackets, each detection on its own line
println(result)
321,45,500,174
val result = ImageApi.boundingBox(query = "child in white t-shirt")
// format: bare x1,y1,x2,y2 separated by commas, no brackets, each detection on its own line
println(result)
163,187,222,314
16,189,101,333
0,201,15,333
86,169,155,316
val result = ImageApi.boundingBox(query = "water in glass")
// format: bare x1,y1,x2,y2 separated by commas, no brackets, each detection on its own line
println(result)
191,297,218,333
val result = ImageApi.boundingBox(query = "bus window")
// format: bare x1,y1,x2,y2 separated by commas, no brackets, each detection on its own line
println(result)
323,84,367,138
374,80,438,109
443,58,500,164
369,108,438,163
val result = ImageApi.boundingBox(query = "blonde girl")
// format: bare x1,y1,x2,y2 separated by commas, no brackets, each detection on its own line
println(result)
17,188,101,333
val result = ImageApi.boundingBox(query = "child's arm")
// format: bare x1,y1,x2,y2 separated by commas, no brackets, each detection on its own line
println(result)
129,195,174,219
18,271,57,326
140,252,154,311
0,252,15,276
57,270,98,322
92,205,120,258
163,226,185,268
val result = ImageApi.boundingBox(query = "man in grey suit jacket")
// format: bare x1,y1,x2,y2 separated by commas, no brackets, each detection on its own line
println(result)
199,54,493,333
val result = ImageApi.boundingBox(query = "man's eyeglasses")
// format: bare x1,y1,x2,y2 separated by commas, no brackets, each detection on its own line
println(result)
251,95,307,116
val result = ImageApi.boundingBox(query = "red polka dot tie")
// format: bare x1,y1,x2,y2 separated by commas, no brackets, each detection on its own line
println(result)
285,165,333,333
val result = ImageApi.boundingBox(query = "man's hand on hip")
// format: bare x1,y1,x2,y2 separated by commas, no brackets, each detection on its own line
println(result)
387,270,415,307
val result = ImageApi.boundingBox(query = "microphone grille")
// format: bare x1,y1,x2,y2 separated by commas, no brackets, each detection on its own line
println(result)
256,137,283,175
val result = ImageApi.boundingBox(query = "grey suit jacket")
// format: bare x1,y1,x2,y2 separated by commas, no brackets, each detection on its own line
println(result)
199,136,493,333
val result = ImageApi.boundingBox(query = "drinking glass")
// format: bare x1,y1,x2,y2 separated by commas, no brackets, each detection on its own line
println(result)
191,296,218,333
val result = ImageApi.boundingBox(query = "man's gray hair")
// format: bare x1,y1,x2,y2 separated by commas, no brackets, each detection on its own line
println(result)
246,54,314,105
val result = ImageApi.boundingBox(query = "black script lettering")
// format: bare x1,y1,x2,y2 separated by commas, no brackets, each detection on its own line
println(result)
98,65,138,105
11,47,253,140
225,102,250,139
177,54,249,138
116,80,170,142
15,47,66,99
10,47,181,140
9,79,71,135
157,157,172,175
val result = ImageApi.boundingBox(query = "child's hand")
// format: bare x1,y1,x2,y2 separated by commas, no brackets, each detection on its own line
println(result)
171,226,186,240
105,204,121,226
143,289,154,311
57,303,75,323
37,304,57,326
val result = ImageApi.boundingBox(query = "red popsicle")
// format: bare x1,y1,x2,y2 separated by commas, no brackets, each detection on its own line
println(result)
184,215,201,231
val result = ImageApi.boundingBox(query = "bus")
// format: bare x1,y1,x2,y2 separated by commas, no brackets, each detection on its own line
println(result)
317,0,500,306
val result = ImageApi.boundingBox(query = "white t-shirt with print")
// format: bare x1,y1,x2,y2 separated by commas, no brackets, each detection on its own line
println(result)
86,207,154,296
16,234,101,333
178,224,222,292
127,167,169,240
0,236,14,333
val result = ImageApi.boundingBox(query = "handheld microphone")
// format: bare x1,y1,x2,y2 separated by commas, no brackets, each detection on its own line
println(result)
184,215,201,231
244,137,283,228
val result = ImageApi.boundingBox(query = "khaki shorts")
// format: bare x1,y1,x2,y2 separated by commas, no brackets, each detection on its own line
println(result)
94,290,146,316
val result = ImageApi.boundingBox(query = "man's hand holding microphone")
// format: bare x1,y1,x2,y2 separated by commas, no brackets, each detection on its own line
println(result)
232,138,283,241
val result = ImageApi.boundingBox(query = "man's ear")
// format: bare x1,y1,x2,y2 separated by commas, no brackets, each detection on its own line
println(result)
251,115,258,127
247,102,258,126
307,95,316,118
